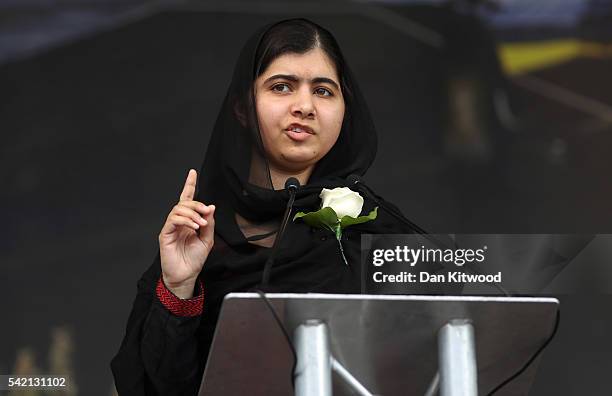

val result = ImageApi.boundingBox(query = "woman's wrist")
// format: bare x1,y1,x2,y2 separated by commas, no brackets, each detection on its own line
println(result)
162,275,198,299
156,276,204,317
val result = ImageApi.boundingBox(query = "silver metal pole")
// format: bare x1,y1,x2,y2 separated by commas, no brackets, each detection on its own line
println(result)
294,319,332,396
438,319,478,396
330,356,374,396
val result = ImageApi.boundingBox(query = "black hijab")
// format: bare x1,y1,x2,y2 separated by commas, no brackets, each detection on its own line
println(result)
193,15,425,296
195,18,379,246
193,17,416,295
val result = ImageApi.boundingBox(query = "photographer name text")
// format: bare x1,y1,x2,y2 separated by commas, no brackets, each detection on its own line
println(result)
372,271,502,283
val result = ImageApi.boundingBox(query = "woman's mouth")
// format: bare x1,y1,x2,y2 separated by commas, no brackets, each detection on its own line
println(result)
285,124,314,142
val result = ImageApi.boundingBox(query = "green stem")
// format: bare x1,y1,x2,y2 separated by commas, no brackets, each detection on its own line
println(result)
334,224,348,266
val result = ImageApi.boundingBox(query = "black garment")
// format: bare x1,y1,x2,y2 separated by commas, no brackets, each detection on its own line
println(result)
111,18,415,395
111,198,411,395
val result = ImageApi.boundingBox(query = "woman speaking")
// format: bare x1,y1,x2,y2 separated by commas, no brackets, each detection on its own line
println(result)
111,18,414,395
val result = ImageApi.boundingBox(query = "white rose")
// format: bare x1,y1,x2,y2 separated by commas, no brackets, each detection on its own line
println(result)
319,187,364,219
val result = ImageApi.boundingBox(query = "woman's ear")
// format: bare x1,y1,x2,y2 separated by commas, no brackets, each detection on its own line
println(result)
235,86,258,128
233,101,247,127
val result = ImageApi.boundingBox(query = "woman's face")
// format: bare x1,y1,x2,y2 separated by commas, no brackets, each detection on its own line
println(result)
254,48,345,174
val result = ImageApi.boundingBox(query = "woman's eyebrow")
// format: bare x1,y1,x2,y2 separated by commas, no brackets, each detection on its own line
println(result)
264,74,340,90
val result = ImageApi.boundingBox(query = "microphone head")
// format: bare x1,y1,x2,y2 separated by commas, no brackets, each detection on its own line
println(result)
346,174,361,185
285,177,300,191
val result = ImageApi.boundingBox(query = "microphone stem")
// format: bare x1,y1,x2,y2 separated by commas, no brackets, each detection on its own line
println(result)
359,182,430,236
261,189,297,287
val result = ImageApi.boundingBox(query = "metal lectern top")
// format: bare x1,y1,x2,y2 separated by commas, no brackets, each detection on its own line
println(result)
199,293,558,396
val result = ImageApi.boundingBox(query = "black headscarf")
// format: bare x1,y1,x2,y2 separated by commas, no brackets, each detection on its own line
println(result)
195,17,412,301
195,18,379,244
112,18,414,395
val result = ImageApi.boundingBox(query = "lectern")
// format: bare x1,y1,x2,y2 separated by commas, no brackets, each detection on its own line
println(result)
199,293,558,396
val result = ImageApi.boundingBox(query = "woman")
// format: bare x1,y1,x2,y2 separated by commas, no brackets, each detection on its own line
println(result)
111,18,414,395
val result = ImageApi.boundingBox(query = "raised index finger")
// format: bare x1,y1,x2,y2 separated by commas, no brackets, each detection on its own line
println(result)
179,169,197,202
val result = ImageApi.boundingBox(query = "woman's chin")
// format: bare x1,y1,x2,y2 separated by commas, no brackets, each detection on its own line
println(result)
280,149,319,164
277,153,319,172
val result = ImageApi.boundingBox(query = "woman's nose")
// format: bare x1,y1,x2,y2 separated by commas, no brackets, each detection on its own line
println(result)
290,88,315,119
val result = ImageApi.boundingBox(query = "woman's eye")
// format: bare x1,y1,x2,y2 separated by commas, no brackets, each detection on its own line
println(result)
315,87,332,97
272,83,290,93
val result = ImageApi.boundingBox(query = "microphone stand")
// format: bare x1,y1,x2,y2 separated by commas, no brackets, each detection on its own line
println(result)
254,177,301,389
347,174,453,247
260,177,300,288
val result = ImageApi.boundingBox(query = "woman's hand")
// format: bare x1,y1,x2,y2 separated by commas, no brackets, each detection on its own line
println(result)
159,169,215,299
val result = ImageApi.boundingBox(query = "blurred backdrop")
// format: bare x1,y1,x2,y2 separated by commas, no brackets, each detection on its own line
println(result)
2,0,611,394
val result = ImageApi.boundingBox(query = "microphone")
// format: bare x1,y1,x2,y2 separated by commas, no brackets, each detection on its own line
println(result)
260,177,301,287
285,177,300,192
254,177,302,389
346,174,361,187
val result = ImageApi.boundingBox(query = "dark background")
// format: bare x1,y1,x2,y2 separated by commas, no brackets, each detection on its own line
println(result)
2,0,611,394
